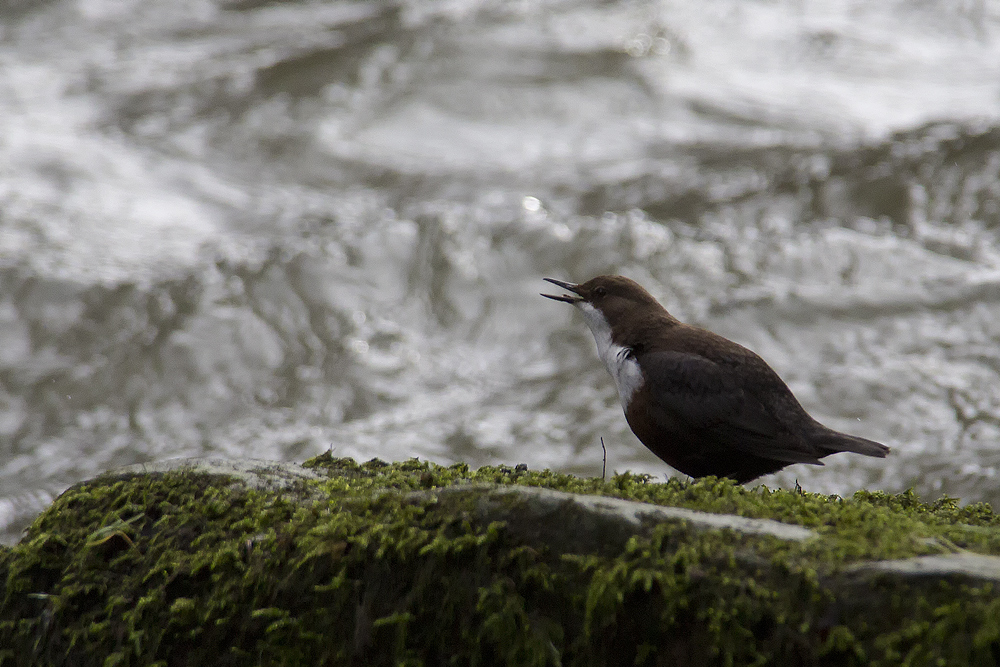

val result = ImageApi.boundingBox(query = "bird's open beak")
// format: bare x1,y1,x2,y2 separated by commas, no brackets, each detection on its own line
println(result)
541,278,584,303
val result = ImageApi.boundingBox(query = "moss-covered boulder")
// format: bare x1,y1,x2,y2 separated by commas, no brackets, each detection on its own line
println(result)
3,454,1000,666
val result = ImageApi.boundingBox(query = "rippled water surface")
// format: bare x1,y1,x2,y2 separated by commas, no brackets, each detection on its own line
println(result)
3,0,1000,543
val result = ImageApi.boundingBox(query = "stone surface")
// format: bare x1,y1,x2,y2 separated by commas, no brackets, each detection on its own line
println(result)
2,454,1000,666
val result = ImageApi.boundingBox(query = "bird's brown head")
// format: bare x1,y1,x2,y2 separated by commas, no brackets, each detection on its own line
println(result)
541,275,670,329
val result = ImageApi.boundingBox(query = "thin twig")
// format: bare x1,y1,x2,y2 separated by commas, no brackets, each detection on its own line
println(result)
601,437,607,481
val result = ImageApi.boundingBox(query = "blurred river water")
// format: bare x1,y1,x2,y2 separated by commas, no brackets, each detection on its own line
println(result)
3,0,1000,542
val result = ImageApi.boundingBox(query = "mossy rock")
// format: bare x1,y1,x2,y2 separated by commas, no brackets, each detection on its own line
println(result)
2,454,1000,666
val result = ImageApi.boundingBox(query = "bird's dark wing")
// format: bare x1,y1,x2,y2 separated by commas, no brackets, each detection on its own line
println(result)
638,350,823,465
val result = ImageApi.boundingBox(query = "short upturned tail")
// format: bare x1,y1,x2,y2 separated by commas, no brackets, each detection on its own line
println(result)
815,429,890,458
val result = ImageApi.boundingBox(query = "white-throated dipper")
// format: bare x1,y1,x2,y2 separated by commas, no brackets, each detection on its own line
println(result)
542,275,889,483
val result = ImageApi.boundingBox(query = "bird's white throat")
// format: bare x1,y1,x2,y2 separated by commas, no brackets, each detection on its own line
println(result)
576,302,644,409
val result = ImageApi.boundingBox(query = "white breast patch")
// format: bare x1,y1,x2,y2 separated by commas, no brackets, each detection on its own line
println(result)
577,302,644,409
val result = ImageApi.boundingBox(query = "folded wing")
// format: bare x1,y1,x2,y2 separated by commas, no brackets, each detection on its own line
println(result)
638,350,824,465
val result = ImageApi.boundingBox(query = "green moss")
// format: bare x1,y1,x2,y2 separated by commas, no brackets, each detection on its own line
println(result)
1,454,1000,666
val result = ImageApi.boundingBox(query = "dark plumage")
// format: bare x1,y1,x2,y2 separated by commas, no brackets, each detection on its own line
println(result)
542,275,889,483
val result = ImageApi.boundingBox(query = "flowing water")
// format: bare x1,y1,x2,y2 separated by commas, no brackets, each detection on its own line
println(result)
3,0,1000,543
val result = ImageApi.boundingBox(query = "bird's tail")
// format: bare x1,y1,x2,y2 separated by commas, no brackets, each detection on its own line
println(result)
814,429,890,458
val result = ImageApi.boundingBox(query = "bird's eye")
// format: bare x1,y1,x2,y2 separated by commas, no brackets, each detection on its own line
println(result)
593,286,607,298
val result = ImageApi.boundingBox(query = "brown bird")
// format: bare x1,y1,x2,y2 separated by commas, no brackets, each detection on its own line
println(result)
542,275,889,483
